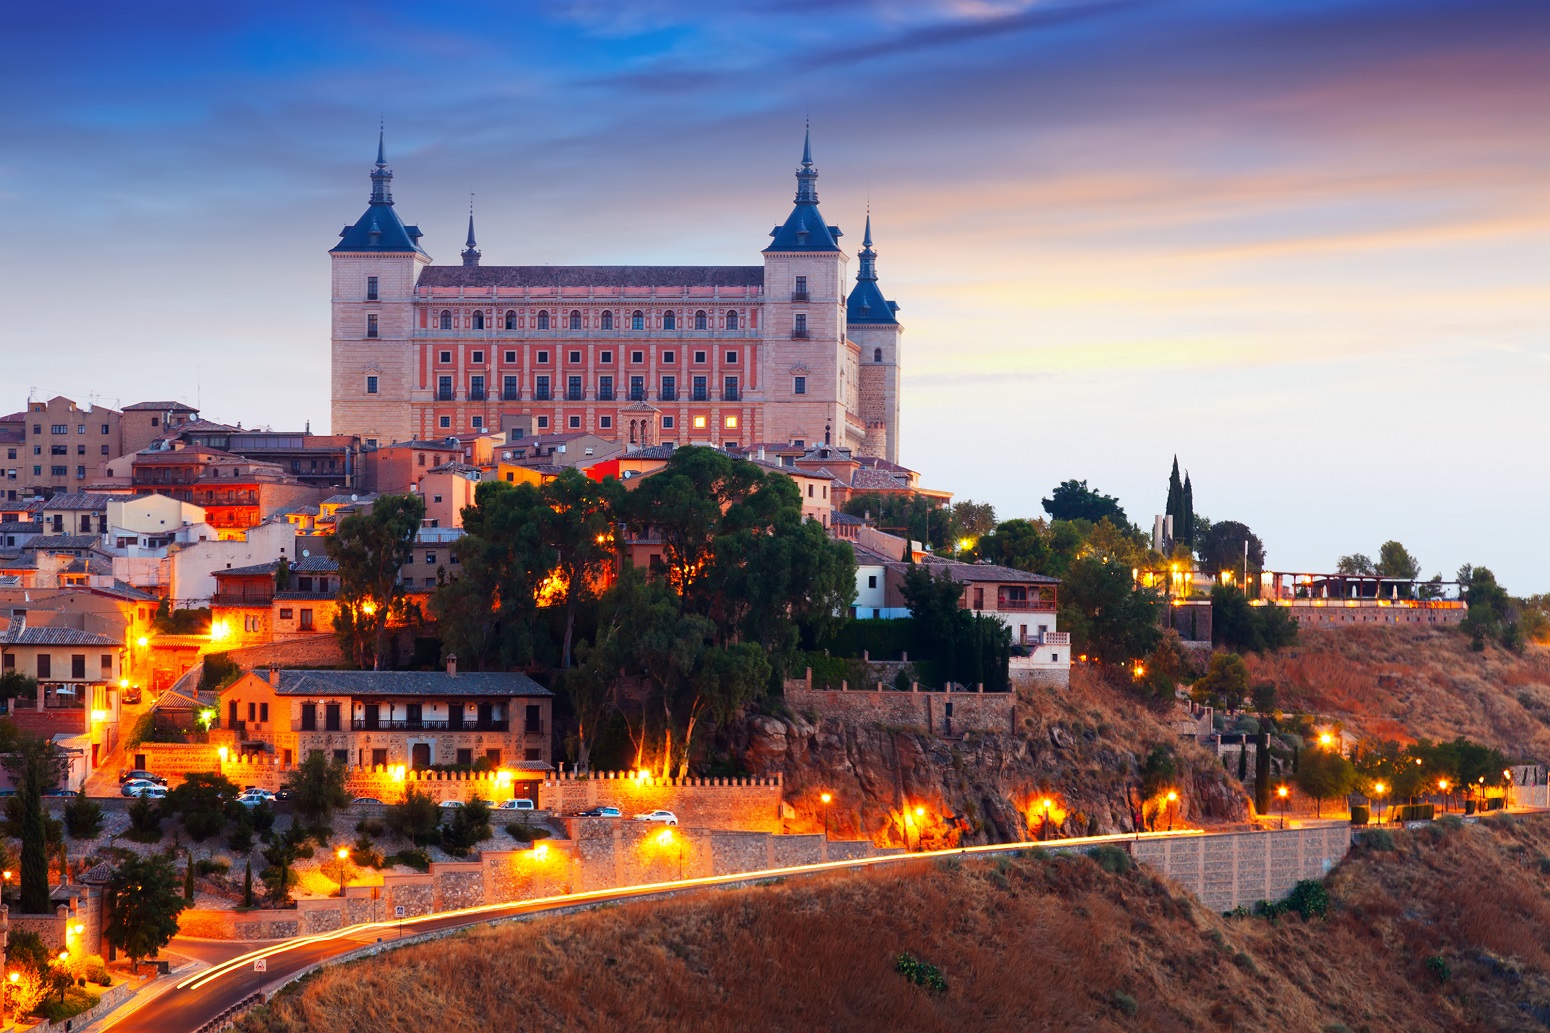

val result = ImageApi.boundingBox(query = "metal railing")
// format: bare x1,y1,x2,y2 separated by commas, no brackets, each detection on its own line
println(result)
350,718,509,732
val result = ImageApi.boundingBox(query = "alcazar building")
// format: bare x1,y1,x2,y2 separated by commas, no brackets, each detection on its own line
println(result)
329,132,903,464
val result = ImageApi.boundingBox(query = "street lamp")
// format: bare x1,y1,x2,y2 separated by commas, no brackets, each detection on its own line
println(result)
1039,798,1053,841
1504,768,1514,810
1437,779,1450,813
5,970,16,1026
1276,785,1289,830
335,846,351,897
913,806,926,852
1165,790,1178,832
1318,733,1334,749
1373,782,1387,824
820,793,832,841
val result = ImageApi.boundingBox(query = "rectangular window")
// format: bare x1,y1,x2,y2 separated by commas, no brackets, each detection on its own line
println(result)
100,445,109,455
568,415,581,429
692,415,707,429
503,375,518,400
366,313,378,338
629,375,645,401
439,350,452,364
599,415,612,429
600,350,612,363
725,350,738,364
536,350,549,364
51,424,67,435
567,375,582,401
52,466,67,476
537,416,549,429
470,375,485,401
692,376,707,401
486,749,501,766
333,749,349,764
794,275,808,298
366,376,379,394
71,654,86,679
504,350,517,363
693,350,706,364
794,313,808,336
631,350,644,364
366,275,378,300
471,415,483,428
101,424,109,434
660,375,676,401
248,702,256,722
568,350,582,364
724,376,739,401
661,350,675,364
868,575,878,589
438,375,454,401
724,415,738,429
598,375,614,401
535,375,551,401
324,703,341,731
471,350,484,364
279,608,293,619
300,703,316,731
439,416,451,429
661,416,674,429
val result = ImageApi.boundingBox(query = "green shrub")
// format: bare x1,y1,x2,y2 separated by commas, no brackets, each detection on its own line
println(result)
385,849,431,872
1232,951,1258,974
1110,990,1138,1017
506,825,552,843
1425,954,1452,983
64,793,103,840
125,797,163,843
195,858,230,877
1286,879,1331,919
1360,828,1395,851
895,952,947,995
33,986,99,1022
1087,845,1133,875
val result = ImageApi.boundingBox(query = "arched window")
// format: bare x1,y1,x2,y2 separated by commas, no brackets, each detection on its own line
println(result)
569,310,582,330
694,310,707,330
874,348,882,362
537,311,550,330
439,310,453,330
472,311,485,330
504,310,517,330
631,310,644,331
726,310,739,330
601,311,614,330
663,311,676,331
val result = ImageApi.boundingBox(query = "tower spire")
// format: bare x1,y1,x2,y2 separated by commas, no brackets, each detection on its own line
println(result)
369,127,394,205
794,124,818,204
857,209,877,282
461,194,481,267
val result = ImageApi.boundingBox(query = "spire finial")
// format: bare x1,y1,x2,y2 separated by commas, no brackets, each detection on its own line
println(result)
863,205,873,250
376,120,386,167
461,192,481,266
802,116,812,168
794,123,818,204
370,125,394,205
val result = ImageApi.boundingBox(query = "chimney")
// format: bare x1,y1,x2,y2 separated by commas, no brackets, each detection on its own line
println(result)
268,667,280,688
446,653,457,677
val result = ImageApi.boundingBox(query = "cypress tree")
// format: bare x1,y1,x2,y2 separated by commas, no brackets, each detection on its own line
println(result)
19,781,49,912
1254,731,1272,814
1165,457,1183,543
184,858,194,902
243,859,254,908
1182,473,1195,549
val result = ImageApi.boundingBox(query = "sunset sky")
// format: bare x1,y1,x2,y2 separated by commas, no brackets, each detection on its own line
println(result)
4,1,1548,586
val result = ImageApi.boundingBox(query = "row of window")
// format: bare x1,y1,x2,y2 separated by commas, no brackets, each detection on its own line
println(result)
3,653,114,679
372,373,809,401
18,444,110,457
432,347,744,367
424,408,744,437
19,465,90,479
435,309,745,332
31,423,111,436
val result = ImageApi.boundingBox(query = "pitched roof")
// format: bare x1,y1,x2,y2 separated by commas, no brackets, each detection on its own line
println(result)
0,625,119,646
417,266,764,289
765,131,843,254
123,401,199,412
25,535,103,551
272,669,551,698
921,560,1061,585
331,199,426,255
41,493,113,511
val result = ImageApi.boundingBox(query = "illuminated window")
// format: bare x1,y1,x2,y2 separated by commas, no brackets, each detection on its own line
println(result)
692,416,707,429
724,415,738,429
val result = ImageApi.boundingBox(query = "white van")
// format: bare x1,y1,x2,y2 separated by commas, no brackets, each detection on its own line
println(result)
496,798,535,811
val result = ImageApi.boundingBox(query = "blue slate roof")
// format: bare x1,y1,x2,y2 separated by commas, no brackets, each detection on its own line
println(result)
845,215,900,326
330,133,427,256
764,130,843,254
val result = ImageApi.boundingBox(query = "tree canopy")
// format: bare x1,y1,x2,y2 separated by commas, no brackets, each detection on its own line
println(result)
1057,557,1162,666
1041,479,1127,525
329,492,426,669
0,720,64,913
1196,520,1264,575
107,853,186,971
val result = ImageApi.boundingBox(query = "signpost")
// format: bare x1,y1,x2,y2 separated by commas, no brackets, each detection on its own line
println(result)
395,904,406,938
253,956,267,1000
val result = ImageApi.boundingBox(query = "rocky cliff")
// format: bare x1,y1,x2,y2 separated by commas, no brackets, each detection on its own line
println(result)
735,669,1249,847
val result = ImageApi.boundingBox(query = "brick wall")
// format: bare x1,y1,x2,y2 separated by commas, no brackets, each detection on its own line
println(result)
784,686,1016,735
1131,824,1352,912
540,771,784,832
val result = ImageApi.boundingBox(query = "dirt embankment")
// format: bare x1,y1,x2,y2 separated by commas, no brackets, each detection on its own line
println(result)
1246,625,1550,759
732,668,1248,847
236,813,1550,1033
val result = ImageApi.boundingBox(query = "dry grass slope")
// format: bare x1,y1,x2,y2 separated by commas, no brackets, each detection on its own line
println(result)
235,814,1550,1033
1245,625,1550,758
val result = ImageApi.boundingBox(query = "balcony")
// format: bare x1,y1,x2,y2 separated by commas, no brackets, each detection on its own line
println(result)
791,329,809,339
691,390,708,402
501,388,520,401
350,718,509,732
437,389,455,402
660,389,677,402
566,388,584,402
791,291,809,302
468,388,487,402
628,388,646,402
597,388,615,402
534,387,551,401
723,388,740,402
212,592,274,606
996,598,1057,612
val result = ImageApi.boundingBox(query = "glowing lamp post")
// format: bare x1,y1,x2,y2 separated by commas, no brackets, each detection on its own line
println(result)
1165,790,1179,832
5,969,17,1025
657,827,682,880
820,793,832,841
1039,798,1053,841
914,806,926,852
1437,779,1450,813
1318,733,1334,750
1276,785,1289,830
335,846,351,897
1373,782,1387,824
1504,768,1515,810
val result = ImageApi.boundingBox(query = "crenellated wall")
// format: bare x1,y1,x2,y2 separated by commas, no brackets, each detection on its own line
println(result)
540,771,784,833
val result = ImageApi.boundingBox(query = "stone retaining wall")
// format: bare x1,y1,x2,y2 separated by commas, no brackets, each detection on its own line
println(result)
1131,824,1352,912
784,686,1016,735
541,771,784,833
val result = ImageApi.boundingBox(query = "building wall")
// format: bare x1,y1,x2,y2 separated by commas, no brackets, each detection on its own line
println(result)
17,397,122,496
418,469,478,529
168,520,299,607
784,685,1016,736
849,321,901,464
108,494,207,535
331,250,429,447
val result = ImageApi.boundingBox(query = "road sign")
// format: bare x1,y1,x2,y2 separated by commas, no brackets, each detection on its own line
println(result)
394,905,406,918
253,958,267,973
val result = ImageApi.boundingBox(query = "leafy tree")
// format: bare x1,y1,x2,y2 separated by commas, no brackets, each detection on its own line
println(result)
63,791,103,840
1250,682,1278,716
1295,745,1356,816
541,469,624,669
1191,652,1249,709
1197,520,1265,576
106,853,186,972
949,500,997,544
260,825,313,904
283,752,351,832
386,787,442,848
441,797,494,857
435,479,554,670
328,492,426,669
975,518,1054,574
1337,554,1375,576
1458,565,1519,651
0,670,36,706
1139,744,1177,798
0,721,65,913
1212,584,1298,653
843,491,952,552
1376,541,1420,581
166,772,239,847
899,565,1011,691
1057,556,1162,665
1164,458,1194,549
1181,473,1195,550
1041,479,1127,525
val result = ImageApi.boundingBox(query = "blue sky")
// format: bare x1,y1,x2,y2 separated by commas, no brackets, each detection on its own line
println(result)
3,0,1548,587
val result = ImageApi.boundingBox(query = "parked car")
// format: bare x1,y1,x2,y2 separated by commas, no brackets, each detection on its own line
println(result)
121,685,142,705
274,788,292,801
120,770,167,786
496,799,536,811
438,799,464,809
633,810,679,825
127,785,166,800
42,789,77,798
121,779,159,798
575,806,622,818
236,789,276,807
351,797,384,807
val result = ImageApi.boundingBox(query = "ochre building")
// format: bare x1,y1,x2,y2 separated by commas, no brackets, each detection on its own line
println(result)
329,132,904,464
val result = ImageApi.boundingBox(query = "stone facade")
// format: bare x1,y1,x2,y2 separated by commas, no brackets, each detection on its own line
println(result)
330,136,903,465
784,686,1017,736
539,770,784,832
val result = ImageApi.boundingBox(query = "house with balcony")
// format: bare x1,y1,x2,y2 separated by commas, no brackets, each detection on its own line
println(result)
209,555,341,644
219,663,553,780
0,615,123,773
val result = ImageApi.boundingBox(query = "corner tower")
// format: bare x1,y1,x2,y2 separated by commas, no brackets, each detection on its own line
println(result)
759,130,855,451
329,131,431,445
847,214,902,463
